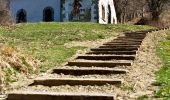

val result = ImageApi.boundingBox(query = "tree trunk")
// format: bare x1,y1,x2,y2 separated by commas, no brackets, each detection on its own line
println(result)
152,12,160,21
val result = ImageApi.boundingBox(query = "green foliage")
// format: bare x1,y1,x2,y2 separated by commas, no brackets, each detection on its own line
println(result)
137,95,149,100
155,35,170,99
0,22,154,72
4,67,19,83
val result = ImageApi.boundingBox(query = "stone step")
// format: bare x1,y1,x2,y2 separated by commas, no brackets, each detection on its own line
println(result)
91,47,138,51
67,61,131,67
8,92,115,100
99,45,140,48
86,51,136,55
76,55,135,60
52,68,128,75
31,78,123,86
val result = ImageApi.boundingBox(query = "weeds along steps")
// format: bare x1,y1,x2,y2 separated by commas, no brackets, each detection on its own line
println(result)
6,27,170,100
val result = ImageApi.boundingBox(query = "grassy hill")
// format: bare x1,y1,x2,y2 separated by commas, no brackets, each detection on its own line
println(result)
0,22,153,83
155,31,170,99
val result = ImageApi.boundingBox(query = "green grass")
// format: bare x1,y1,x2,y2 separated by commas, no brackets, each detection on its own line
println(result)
155,30,170,99
0,22,153,72
137,95,149,100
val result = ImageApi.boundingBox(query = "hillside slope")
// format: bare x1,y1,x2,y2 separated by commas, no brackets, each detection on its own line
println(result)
0,22,153,93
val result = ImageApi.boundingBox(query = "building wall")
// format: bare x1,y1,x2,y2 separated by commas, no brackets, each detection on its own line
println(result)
10,0,61,22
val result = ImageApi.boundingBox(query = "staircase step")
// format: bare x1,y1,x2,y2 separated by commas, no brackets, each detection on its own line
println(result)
110,40,142,42
124,32,147,35
31,78,123,86
101,44,140,46
77,55,135,60
113,38,143,41
53,68,128,75
86,51,136,55
8,92,115,100
91,48,138,51
99,45,140,48
140,29,157,32
125,34,146,37
117,37,145,39
67,61,131,67
125,34,147,36
106,41,142,44
125,31,148,34
103,42,141,45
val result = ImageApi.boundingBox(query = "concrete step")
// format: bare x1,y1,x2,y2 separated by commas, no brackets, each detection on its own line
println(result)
31,78,123,86
52,68,128,75
99,45,140,48
86,51,136,55
8,92,115,100
76,55,135,60
67,61,131,67
91,47,138,51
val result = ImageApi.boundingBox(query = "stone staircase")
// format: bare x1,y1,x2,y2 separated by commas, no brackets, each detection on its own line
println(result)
7,29,167,100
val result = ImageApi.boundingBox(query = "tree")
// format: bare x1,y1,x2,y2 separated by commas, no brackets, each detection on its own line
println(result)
0,0,11,25
146,0,170,21
73,0,82,16
114,0,146,23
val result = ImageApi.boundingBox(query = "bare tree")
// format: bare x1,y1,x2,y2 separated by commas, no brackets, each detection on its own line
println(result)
146,0,170,21
114,0,146,23
0,0,11,25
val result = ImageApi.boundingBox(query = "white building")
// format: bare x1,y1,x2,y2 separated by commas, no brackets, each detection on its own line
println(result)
9,0,117,24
